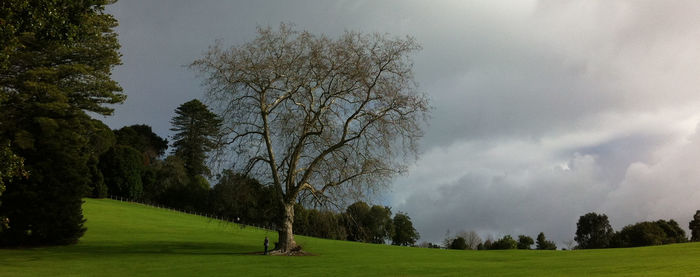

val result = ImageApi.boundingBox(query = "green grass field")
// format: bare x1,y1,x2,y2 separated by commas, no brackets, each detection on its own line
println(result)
1,199,699,276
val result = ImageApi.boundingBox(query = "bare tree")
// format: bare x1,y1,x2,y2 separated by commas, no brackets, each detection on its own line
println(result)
563,239,576,250
191,24,429,253
459,230,482,250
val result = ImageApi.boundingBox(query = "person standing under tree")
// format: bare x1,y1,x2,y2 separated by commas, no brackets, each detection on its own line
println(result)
264,236,269,255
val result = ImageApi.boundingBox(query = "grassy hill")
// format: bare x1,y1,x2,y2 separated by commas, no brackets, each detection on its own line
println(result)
1,199,699,276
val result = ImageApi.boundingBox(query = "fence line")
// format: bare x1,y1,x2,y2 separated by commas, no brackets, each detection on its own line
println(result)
106,195,276,232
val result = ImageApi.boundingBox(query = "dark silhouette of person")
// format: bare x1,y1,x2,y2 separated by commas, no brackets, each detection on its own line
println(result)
264,236,269,255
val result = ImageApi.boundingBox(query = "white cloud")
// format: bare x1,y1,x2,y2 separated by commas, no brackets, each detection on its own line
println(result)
604,125,700,229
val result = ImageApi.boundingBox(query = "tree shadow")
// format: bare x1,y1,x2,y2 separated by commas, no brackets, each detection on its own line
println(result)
64,241,263,256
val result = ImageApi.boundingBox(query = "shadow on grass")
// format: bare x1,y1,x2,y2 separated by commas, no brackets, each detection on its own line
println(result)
62,241,264,256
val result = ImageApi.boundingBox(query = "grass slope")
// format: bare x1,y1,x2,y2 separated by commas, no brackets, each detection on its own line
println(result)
1,199,699,276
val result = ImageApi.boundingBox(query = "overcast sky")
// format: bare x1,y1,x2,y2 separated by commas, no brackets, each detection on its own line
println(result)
103,0,700,245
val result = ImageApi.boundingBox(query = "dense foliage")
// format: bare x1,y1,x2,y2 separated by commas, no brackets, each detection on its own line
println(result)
575,213,614,249
610,220,687,248
450,237,467,250
0,142,26,199
392,213,420,246
517,235,534,250
99,145,144,200
491,235,518,250
113,125,168,166
0,0,124,246
690,211,700,242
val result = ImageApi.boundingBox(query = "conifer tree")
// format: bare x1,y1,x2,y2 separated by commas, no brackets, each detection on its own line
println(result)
0,0,124,246
170,99,221,177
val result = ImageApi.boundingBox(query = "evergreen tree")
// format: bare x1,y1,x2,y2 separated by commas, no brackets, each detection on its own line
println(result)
0,141,27,230
0,0,124,246
170,100,221,177
536,232,557,250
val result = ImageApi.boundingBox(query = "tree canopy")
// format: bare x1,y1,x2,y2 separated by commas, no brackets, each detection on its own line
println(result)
610,220,686,248
517,235,534,250
391,213,419,246
114,125,168,166
575,212,614,249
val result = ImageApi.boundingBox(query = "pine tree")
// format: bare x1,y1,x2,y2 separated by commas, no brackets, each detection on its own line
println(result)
0,1,124,246
170,99,221,177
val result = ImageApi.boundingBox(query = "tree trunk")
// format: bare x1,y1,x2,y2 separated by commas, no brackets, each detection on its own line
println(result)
277,203,297,252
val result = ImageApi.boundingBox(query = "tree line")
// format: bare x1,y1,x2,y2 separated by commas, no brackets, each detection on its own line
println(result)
442,230,557,250
439,211,700,251
574,212,690,249
95,106,420,246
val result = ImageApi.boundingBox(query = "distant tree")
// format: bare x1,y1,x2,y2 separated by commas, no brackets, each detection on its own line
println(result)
443,230,453,248
479,239,493,250
611,219,687,248
450,237,468,250
170,99,221,177
611,222,665,248
109,125,167,201
86,122,116,198
575,212,614,249
367,205,394,244
153,156,189,206
294,205,347,240
0,0,124,246
690,211,700,242
490,235,518,250
345,201,371,242
517,235,534,249
447,230,481,250
342,201,396,244
113,125,168,166
536,232,557,250
654,219,687,244
563,239,576,250
99,145,144,200
418,241,441,248
392,213,419,246
458,230,482,250
209,170,279,224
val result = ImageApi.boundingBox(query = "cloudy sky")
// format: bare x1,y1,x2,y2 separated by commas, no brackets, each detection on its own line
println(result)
104,0,700,245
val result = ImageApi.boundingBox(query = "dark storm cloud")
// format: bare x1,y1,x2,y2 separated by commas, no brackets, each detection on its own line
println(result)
105,1,700,245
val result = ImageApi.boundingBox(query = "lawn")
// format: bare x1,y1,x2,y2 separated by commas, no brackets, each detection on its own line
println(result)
1,198,699,276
